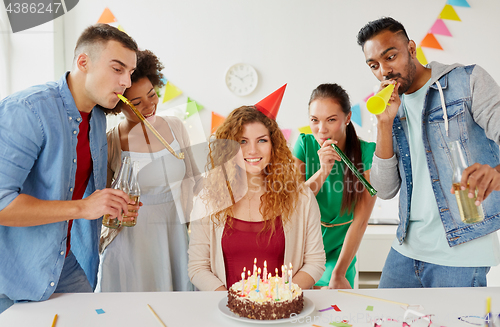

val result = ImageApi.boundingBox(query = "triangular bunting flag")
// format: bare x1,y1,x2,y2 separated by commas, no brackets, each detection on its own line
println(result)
351,104,362,127
117,25,126,33
416,47,428,65
185,97,204,118
363,92,374,103
420,33,443,50
211,112,225,134
97,8,117,24
439,4,461,21
162,81,183,103
281,128,291,142
430,19,452,36
298,125,312,134
446,0,470,7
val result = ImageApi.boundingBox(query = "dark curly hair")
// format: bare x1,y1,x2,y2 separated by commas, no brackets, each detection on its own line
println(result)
103,49,165,115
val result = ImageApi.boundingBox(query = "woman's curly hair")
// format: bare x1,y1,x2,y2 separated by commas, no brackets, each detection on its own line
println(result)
103,49,165,115
201,106,303,236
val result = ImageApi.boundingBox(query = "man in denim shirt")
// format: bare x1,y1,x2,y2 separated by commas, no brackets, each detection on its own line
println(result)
357,17,500,288
0,24,138,312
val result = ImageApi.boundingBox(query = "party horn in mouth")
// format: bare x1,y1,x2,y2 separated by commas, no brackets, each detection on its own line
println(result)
366,84,395,115
329,139,377,196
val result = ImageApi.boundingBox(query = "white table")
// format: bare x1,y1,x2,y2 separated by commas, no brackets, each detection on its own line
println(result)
1,287,498,326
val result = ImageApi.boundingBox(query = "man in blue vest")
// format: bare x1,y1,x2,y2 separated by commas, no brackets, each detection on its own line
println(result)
358,17,500,287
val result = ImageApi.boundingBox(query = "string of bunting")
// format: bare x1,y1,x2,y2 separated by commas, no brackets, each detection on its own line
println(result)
97,7,208,129
97,3,471,141
332,0,472,140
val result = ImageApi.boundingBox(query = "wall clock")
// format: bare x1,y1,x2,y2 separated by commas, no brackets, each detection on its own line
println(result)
225,63,258,96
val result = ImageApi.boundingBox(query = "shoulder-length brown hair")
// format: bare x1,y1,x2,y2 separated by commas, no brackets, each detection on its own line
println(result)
201,106,302,235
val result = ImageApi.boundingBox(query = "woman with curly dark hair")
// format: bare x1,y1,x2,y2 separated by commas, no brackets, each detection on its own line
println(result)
97,50,202,292
188,91,326,291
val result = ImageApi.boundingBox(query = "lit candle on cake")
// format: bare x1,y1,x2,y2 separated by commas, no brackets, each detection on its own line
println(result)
263,260,267,282
288,269,292,291
275,268,279,278
253,258,257,276
275,276,279,301
256,267,261,292
281,265,286,288
241,272,245,296
267,273,272,297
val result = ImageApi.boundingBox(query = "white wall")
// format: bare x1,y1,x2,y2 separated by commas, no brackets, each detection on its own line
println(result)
58,0,500,145
1,20,55,95
2,0,500,284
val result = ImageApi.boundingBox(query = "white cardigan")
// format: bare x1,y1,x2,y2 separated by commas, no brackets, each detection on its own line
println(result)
188,187,326,291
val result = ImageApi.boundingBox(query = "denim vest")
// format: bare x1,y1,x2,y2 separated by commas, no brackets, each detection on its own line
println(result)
393,64,500,247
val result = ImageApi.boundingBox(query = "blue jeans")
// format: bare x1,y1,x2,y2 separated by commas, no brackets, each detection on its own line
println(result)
0,251,92,314
379,248,490,288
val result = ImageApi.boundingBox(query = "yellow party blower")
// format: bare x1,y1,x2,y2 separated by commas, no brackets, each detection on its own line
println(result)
366,84,395,115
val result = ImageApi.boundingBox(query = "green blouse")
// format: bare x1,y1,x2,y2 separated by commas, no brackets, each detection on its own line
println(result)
293,133,375,286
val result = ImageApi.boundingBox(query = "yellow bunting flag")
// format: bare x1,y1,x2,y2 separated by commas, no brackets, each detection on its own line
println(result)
186,97,204,118
420,33,443,50
162,81,183,103
298,125,312,134
211,112,226,134
416,47,428,65
439,4,461,21
97,7,117,24
117,25,126,32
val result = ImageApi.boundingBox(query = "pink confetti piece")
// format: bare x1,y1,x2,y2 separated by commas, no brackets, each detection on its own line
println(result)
364,92,375,103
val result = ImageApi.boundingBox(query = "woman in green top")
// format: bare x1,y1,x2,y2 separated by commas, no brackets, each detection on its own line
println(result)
293,83,377,289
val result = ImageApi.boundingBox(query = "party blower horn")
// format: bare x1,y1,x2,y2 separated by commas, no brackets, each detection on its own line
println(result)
366,84,395,115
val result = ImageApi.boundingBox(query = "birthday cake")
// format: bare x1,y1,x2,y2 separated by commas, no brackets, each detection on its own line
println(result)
227,273,304,320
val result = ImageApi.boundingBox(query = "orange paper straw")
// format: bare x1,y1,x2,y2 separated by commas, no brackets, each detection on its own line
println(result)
51,314,58,327
337,290,409,307
147,304,167,327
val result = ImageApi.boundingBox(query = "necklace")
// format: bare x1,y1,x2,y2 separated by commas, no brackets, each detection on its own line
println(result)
247,191,255,220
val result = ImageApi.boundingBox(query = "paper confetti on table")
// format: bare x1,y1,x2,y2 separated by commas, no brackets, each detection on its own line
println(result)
366,305,374,311
329,322,351,327
331,304,341,311
95,309,105,314
318,306,334,312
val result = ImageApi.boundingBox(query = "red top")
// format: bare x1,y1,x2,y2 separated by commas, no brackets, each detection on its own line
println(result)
66,111,93,257
222,216,285,288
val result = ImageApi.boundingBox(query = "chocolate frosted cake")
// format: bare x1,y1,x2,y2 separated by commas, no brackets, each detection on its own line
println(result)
227,274,304,320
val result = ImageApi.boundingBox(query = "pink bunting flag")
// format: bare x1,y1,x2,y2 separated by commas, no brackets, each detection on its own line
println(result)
430,19,452,36
281,128,291,141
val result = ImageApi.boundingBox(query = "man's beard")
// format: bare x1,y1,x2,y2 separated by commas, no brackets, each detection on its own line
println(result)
386,52,416,95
